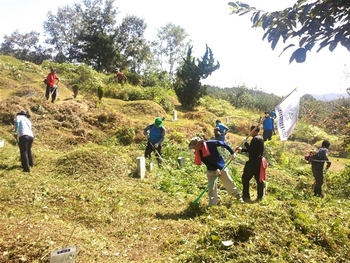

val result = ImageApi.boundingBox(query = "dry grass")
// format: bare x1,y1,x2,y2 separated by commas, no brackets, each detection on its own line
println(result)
0,56,350,263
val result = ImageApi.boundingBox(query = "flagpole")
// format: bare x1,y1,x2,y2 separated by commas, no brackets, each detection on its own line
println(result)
275,87,298,108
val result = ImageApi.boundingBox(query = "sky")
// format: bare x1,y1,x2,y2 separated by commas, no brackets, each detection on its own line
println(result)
0,0,349,97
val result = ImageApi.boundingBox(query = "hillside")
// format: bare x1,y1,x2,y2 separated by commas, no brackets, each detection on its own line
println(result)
0,56,349,263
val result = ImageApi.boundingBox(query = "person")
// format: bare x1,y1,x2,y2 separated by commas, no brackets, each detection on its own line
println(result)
215,119,229,141
213,127,223,140
188,137,243,206
235,125,265,202
269,110,277,119
143,117,166,166
311,140,331,197
115,68,126,83
262,111,275,141
13,110,34,173
45,68,60,103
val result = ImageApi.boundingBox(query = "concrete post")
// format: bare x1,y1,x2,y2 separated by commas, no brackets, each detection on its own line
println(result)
137,157,146,179
177,157,185,166
173,110,178,121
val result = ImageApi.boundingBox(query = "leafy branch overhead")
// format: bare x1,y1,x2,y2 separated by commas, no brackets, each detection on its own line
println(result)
229,0,350,63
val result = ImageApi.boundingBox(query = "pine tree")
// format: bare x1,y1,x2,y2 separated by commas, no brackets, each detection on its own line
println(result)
174,45,220,110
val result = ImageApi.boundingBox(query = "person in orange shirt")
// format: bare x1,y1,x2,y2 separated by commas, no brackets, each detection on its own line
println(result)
45,68,60,102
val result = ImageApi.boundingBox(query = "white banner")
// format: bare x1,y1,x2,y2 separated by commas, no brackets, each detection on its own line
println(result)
275,88,301,141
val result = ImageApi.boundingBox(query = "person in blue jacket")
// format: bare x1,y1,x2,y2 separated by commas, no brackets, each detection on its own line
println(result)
189,137,243,206
215,119,229,141
262,111,275,141
143,117,166,165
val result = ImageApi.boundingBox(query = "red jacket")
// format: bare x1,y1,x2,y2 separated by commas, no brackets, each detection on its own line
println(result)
46,73,58,87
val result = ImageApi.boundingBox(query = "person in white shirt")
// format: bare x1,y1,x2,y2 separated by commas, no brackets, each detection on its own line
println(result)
13,110,34,173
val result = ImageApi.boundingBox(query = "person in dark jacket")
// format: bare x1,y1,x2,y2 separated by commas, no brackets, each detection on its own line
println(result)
235,125,265,202
143,117,166,165
311,140,331,197
189,137,243,206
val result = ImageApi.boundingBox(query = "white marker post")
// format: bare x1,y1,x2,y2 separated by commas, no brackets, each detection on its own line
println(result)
137,157,146,179
50,246,77,263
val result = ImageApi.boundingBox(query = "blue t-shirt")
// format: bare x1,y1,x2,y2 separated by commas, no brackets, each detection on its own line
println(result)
215,123,229,141
263,117,274,131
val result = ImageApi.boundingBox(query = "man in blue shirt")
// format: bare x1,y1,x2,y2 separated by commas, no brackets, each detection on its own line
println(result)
215,119,229,141
144,117,166,165
262,111,274,141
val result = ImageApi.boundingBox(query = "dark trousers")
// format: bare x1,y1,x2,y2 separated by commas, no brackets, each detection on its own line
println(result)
46,85,57,102
18,135,34,172
312,166,324,196
144,141,162,164
242,158,264,200
263,130,273,141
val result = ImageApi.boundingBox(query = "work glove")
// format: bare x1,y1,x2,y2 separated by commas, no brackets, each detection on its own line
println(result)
235,146,242,152
231,153,237,160
154,143,159,149
242,137,247,143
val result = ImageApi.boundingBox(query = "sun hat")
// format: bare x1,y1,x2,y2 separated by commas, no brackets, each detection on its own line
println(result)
188,137,203,149
154,117,163,128
17,110,30,118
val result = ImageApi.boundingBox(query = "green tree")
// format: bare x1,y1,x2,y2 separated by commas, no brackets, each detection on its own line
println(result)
115,15,151,73
0,30,51,64
229,0,350,63
43,4,83,63
152,23,190,79
174,45,220,110
78,0,118,72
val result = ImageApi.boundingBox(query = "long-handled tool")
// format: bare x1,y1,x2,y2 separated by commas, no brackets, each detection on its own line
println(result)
148,140,172,172
191,158,233,206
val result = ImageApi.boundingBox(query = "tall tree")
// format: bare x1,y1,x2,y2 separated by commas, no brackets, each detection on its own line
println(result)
115,15,151,73
43,4,83,63
78,0,119,72
174,45,220,110
0,30,51,64
152,23,190,79
229,0,350,63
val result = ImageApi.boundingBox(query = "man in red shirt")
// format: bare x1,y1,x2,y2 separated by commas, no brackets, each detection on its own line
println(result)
45,68,60,102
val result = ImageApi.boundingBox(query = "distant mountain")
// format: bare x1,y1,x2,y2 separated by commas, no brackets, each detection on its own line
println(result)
312,93,349,101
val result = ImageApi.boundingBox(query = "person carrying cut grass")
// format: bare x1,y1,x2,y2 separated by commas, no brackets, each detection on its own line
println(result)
143,117,166,166
188,137,243,206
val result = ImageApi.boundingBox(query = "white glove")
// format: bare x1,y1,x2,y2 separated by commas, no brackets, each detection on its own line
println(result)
242,137,247,143
231,153,237,160
154,143,159,149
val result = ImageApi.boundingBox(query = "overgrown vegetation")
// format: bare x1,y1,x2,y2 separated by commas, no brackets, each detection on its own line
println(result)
0,56,349,262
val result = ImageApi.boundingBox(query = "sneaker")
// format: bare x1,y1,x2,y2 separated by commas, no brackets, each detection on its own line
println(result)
243,197,252,203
